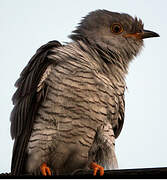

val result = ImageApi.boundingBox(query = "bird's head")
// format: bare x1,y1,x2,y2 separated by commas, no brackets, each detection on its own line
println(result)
70,10,159,63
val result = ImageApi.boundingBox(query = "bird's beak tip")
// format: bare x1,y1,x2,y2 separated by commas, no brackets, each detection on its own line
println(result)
124,30,160,40
141,29,160,39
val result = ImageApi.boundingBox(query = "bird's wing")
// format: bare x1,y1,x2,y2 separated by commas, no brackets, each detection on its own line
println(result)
115,93,125,138
10,40,62,175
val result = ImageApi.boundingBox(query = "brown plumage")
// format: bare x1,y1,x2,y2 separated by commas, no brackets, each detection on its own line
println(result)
10,9,159,176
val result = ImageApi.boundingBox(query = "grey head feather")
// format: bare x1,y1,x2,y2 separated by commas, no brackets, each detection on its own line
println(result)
69,9,144,76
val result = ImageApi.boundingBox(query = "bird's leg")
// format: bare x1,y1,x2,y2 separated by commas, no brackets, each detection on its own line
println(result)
40,162,52,176
90,162,104,176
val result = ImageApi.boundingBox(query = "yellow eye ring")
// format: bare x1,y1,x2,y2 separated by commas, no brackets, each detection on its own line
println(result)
111,23,123,34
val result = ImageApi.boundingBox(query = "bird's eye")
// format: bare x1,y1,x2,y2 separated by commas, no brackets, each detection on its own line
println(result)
111,23,123,34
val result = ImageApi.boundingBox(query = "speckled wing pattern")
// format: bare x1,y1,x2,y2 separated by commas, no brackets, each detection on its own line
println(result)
10,41,62,175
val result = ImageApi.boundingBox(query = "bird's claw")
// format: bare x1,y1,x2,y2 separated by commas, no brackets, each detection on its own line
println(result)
91,162,104,176
40,162,51,176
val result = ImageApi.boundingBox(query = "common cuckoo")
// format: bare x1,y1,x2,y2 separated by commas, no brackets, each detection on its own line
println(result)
10,9,159,176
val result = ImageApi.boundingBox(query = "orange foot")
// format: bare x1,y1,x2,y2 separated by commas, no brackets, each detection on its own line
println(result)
40,162,51,176
91,162,104,176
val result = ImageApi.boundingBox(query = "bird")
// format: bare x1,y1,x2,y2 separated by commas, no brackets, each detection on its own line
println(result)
10,9,159,176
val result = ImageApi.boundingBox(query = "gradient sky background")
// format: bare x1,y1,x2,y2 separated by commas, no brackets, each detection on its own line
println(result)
0,0,166,173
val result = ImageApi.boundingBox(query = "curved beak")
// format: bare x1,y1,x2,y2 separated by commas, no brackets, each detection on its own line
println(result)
141,30,160,39
124,29,160,39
